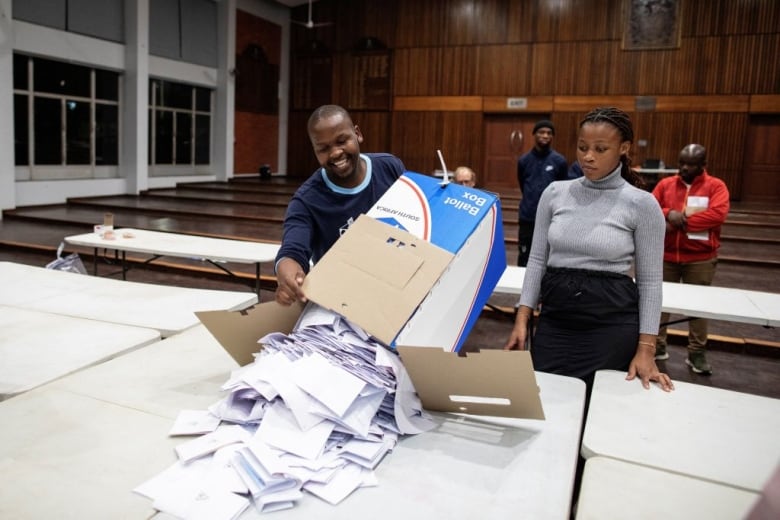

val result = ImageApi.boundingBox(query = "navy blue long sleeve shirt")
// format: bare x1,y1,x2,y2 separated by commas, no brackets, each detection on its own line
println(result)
275,153,405,272
517,147,568,222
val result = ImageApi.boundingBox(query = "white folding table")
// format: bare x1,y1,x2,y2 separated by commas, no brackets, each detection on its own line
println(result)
0,324,587,520
581,369,780,492
65,228,280,296
0,261,257,337
0,305,160,400
575,456,760,520
492,265,779,328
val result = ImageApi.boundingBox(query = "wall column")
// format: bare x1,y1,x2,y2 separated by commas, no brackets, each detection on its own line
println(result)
122,0,150,194
0,0,15,214
214,0,236,182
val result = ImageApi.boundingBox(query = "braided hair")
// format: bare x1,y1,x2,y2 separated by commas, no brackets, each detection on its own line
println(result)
579,107,645,189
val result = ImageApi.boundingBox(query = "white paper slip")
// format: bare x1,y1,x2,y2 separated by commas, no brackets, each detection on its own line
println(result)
255,401,335,460
175,424,249,463
303,462,366,505
293,352,367,418
169,410,221,436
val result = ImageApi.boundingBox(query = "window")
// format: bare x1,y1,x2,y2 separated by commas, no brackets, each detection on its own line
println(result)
148,79,211,173
13,54,120,179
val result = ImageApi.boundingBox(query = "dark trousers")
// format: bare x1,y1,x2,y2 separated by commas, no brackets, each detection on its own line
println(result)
518,220,534,267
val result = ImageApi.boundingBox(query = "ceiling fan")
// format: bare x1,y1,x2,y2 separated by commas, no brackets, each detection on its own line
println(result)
292,0,333,29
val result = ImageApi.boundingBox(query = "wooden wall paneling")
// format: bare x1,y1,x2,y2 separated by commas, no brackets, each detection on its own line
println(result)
289,0,780,193
440,46,480,95
476,44,533,96
329,0,397,52
286,111,318,178
390,112,443,173
395,0,449,48
720,35,757,94
482,96,554,113
528,42,558,95
686,0,780,37
440,111,484,176
394,97,482,111
552,0,623,43
351,111,392,155
504,0,542,43
439,0,510,46
610,40,642,94
553,96,637,112
553,41,617,95
635,49,681,96
652,96,750,112
751,95,780,113
338,50,393,110
389,111,482,175
748,34,780,94
742,115,780,202
392,48,441,96
553,112,584,164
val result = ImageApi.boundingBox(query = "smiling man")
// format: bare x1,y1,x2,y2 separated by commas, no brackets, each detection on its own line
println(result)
274,105,406,306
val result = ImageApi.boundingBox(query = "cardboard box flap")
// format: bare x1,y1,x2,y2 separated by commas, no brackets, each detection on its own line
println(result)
396,346,545,420
303,215,454,345
196,301,304,366
344,230,425,289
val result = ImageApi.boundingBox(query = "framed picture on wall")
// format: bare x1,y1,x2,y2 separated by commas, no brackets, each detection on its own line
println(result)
622,0,682,50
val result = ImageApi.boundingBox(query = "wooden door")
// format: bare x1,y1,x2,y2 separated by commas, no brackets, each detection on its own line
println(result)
742,115,780,202
482,115,544,191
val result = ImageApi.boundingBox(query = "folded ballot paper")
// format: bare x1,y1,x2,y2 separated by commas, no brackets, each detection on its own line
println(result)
135,306,436,517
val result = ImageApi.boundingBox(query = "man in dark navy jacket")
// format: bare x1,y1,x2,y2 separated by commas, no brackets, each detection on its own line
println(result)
274,104,405,306
516,120,568,266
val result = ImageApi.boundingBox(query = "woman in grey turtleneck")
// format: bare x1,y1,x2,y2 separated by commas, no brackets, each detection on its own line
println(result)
504,107,674,394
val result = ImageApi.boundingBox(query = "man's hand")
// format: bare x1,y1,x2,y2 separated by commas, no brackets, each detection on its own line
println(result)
667,210,686,229
275,258,307,306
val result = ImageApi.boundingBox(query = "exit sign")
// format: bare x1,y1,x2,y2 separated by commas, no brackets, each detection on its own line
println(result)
507,97,528,109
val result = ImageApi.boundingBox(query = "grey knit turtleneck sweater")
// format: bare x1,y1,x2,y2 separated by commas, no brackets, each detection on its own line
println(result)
519,166,666,334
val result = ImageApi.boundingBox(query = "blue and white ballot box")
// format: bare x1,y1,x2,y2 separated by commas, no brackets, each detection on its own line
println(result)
304,171,506,352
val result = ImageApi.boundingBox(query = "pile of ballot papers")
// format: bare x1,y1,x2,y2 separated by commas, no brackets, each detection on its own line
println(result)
134,305,437,518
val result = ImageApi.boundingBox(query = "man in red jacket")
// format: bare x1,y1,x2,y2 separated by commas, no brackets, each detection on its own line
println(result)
652,144,730,374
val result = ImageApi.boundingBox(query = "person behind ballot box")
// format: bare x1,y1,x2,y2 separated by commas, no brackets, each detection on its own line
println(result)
651,143,730,375
504,107,674,394
453,165,477,187
274,104,406,306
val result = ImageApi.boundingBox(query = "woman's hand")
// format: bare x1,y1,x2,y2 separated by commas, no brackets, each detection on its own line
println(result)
627,349,674,391
504,306,532,351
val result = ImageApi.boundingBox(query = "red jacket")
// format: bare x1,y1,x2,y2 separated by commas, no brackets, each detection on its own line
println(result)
652,170,730,263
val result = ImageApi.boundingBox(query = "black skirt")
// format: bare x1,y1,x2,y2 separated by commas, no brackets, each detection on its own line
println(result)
531,267,639,387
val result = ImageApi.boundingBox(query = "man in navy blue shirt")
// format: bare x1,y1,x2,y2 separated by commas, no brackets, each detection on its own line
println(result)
275,105,405,306
516,120,568,266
